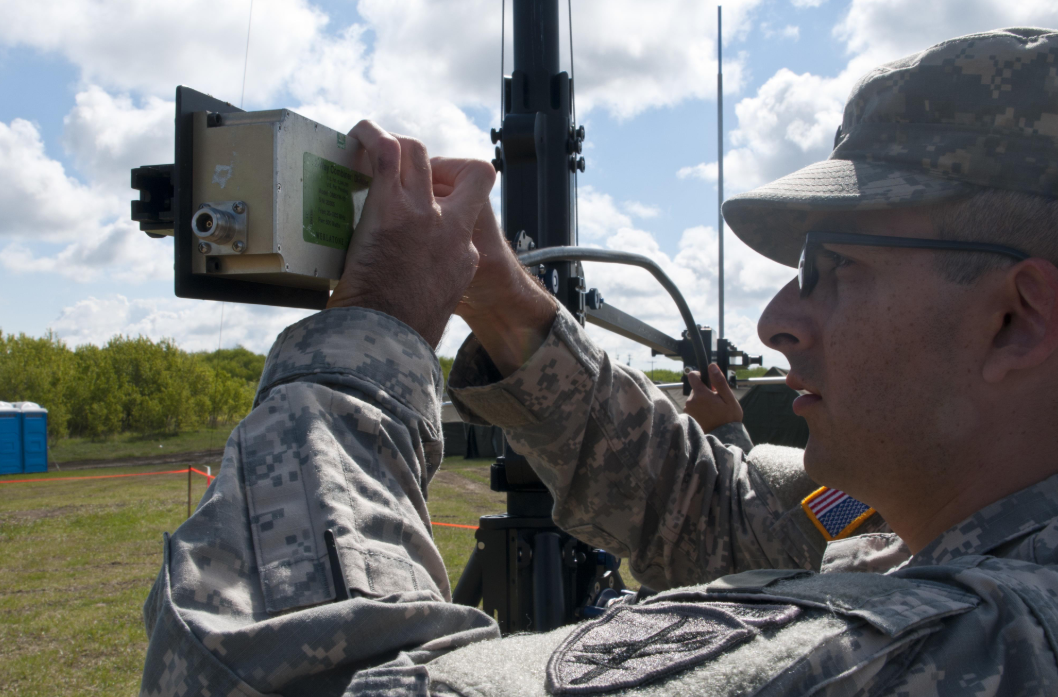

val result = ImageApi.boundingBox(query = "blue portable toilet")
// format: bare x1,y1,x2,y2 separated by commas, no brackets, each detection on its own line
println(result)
18,402,48,473
0,401,21,475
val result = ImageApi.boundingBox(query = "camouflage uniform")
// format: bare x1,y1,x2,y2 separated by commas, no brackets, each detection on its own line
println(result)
446,308,881,591
139,306,784,697
141,27,1058,696
140,308,499,697
438,304,1058,695
430,26,1058,696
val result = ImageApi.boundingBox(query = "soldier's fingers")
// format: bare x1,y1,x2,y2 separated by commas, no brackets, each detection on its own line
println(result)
434,159,497,222
687,371,708,395
708,364,738,407
349,120,402,192
392,134,432,196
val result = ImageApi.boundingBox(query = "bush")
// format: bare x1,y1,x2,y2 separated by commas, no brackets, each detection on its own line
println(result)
0,330,265,441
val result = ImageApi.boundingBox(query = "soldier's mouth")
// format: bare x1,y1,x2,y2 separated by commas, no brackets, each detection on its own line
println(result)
786,373,822,415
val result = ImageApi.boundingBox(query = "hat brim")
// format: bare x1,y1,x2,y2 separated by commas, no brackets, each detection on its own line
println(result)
721,159,976,268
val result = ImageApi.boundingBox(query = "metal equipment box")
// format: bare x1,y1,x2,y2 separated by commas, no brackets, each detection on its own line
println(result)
131,87,371,310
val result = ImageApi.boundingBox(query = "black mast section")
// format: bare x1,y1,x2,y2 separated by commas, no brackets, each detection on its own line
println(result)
499,0,582,316
453,0,609,635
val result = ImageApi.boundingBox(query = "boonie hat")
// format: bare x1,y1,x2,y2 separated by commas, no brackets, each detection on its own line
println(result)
722,27,1058,268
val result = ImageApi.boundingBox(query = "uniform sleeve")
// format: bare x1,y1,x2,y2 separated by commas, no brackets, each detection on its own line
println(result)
447,306,825,591
139,308,499,697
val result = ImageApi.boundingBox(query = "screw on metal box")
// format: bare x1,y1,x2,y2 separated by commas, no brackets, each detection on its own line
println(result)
232,201,246,214
232,240,246,253
198,241,212,254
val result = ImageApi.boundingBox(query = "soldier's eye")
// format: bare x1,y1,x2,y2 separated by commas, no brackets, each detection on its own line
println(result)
819,249,852,270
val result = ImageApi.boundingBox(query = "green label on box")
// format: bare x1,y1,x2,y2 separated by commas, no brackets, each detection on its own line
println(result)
302,152,370,249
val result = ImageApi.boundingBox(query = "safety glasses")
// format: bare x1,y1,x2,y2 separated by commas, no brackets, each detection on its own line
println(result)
798,231,1030,298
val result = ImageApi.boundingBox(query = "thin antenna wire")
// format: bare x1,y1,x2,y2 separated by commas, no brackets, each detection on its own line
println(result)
717,5,724,340
239,0,255,109
568,0,579,245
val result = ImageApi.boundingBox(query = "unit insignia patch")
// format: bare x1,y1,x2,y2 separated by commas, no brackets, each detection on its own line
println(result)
546,601,801,695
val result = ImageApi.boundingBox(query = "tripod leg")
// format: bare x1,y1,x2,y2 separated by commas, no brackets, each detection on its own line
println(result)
532,532,565,631
452,544,484,607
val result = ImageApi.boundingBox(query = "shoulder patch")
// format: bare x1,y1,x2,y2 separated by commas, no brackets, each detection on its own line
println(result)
801,486,875,541
546,601,800,695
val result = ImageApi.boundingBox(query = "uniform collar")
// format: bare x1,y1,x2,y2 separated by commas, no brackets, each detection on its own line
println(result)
907,472,1058,567
820,473,1058,573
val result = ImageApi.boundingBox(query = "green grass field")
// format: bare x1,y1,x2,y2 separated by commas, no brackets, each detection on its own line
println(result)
0,455,634,695
49,428,233,464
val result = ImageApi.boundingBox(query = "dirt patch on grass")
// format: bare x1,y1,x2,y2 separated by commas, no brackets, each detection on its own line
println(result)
0,505,80,523
432,469,502,500
54,450,223,471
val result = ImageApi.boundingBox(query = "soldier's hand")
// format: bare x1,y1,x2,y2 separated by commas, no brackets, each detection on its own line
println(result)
684,364,743,432
327,122,496,347
434,161,557,376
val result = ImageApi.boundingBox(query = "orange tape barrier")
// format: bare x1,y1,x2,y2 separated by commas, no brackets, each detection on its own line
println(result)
430,521,478,530
0,468,195,484
0,466,478,530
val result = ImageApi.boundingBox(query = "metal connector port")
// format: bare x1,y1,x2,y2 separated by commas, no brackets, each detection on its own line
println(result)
191,201,248,254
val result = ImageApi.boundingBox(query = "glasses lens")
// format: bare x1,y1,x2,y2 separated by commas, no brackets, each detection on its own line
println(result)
798,246,807,292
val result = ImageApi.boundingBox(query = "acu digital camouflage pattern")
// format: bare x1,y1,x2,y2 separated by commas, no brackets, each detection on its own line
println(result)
448,306,881,591
139,307,499,697
441,304,1058,695
722,27,1058,267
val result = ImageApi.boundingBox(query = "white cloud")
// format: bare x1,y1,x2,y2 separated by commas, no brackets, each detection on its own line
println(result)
0,119,116,241
677,162,717,182
622,201,661,219
563,0,759,119
0,0,787,294
50,295,313,354
680,0,1058,202
835,0,1058,69
577,186,634,241
762,24,801,40
62,86,173,190
0,0,327,106
1,221,172,284
0,115,172,283
676,66,846,196
791,0,827,8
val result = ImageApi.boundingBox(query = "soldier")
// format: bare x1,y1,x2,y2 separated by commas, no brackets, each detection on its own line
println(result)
141,27,1058,696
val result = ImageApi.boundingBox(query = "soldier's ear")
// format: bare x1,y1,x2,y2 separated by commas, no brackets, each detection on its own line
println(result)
982,259,1058,383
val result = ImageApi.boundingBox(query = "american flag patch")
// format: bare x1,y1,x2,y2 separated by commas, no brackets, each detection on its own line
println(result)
801,487,875,542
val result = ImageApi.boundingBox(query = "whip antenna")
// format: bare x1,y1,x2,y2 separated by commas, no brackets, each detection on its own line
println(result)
717,5,725,340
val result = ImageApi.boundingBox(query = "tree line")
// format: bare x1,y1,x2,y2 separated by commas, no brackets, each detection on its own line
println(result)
0,331,266,441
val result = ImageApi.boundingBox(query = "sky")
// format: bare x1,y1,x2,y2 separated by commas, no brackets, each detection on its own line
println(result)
2,0,1057,374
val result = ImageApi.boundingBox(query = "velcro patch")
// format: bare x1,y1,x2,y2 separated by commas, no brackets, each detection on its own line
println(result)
546,601,800,695
801,486,875,541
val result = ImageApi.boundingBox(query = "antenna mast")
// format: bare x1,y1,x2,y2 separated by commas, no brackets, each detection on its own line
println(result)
717,5,725,340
